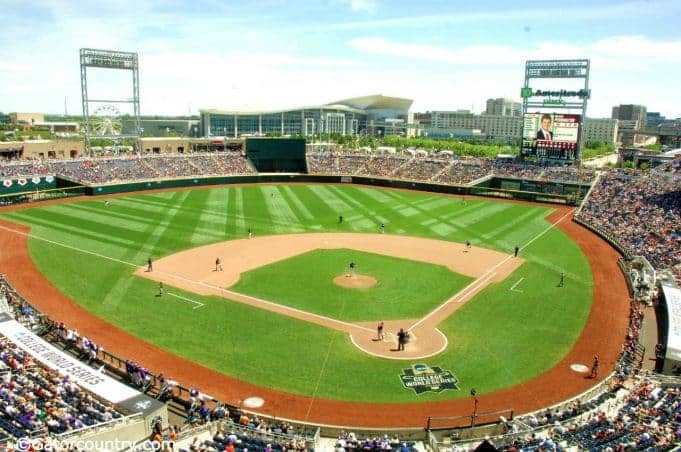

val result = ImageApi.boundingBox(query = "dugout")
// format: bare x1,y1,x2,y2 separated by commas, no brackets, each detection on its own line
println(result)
245,138,307,173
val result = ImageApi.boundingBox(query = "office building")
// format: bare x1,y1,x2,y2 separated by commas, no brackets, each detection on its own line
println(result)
485,98,522,117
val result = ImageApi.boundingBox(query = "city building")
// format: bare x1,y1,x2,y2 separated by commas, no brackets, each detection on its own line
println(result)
485,98,522,116
9,112,45,125
9,112,79,133
582,118,619,146
137,137,243,154
612,105,647,144
646,112,666,128
655,119,681,148
412,112,432,129
122,119,199,137
612,104,647,127
199,94,413,138
417,111,618,145
428,111,521,142
0,139,84,159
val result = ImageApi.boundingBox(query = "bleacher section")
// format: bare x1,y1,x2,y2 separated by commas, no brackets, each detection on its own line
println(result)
576,169,681,283
1,151,680,449
445,376,681,451
0,334,125,437
0,152,255,185
0,150,597,188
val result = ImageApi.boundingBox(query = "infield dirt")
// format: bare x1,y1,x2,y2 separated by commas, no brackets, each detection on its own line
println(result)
0,198,630,428
135,232,522,359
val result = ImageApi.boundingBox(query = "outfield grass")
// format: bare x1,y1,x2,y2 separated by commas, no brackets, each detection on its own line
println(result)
0,185,593,402
230,248,473,321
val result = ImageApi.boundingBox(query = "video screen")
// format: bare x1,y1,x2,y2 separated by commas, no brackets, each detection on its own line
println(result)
521,113,580,160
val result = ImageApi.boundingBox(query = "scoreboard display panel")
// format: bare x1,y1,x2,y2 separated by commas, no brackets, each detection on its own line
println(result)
521,113,580,161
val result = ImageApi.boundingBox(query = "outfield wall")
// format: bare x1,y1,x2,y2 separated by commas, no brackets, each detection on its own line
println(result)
0,175,57,195
572,216,632,259
82,174,579,205
0,174,585,206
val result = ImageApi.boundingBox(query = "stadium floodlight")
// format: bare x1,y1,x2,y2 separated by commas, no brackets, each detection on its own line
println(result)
80,48,141,153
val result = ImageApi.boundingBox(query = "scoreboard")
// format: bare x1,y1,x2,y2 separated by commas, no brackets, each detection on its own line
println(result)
521,113,581,161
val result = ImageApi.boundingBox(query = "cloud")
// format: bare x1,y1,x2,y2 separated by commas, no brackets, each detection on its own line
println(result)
347,35,681,66
347,37,528,65
348,0,377,13
327,0,676,31
341,35,681,117
2,2,680,119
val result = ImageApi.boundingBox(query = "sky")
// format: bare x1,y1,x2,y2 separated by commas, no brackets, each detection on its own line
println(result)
1,0,680,118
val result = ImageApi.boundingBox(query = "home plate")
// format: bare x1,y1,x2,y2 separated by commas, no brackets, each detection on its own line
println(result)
242,396,265,408
570,364,589,373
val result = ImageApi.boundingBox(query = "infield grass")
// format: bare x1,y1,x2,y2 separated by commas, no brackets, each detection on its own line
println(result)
0,184,593,402
230,248,473,321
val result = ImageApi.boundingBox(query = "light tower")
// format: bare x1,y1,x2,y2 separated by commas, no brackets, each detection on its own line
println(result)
80,48,141,153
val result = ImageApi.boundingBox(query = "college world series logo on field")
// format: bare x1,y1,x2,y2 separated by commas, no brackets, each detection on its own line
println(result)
399,364,459,394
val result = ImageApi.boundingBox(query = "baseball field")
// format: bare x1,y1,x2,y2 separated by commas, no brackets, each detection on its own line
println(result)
0,183,629,427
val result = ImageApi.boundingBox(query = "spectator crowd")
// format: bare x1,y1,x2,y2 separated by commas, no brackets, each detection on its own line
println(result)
307,149,594,186
0,152,255,185
0,148,595,188
0,151,680,450
577,168,681,284
0,335,123,439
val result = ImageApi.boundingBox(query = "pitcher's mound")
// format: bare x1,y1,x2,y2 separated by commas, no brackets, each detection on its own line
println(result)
333,274,377,288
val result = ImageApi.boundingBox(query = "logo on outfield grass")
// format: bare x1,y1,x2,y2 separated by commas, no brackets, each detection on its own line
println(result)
400,364,459,394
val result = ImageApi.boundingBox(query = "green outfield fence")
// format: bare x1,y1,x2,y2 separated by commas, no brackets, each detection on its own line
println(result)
0,185,87,206
0,173,588,206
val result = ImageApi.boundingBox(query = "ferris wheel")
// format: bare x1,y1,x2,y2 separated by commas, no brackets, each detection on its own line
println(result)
89,105,122,137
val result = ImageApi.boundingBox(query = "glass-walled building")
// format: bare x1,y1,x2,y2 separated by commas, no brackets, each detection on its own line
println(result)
199,94,413,138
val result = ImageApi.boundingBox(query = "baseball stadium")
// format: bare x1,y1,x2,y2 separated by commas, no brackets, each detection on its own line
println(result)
0,59,679,451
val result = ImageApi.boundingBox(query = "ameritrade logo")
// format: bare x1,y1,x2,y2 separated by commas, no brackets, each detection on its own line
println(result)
15,437,175,450
400,364,459,394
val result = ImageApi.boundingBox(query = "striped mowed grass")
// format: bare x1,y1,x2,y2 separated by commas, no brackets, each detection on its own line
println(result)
0,184,592,402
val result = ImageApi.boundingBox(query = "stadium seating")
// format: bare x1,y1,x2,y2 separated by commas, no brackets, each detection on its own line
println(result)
1,151,680,450
576,168,681,284
0,335,124,438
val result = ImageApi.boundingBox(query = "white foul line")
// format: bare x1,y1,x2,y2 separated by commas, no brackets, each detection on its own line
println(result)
0,222,373,333
409,207,573,330
1,206,574,336
0,224,210,310
520,208,575,251
408,270,496,331
0,224,137,268
167,292,204,309
510,277,525,293
166,271,375,334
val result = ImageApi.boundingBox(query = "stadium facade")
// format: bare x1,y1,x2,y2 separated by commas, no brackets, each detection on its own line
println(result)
199,94,413,138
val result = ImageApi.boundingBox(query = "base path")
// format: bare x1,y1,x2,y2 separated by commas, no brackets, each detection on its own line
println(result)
135,233,522,359
0,197,630,428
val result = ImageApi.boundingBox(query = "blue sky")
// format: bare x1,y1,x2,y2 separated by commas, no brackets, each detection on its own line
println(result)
1,0,680,118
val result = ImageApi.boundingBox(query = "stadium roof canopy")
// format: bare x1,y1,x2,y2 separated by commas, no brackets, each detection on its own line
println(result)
327,94,413,111
200,94,413,116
